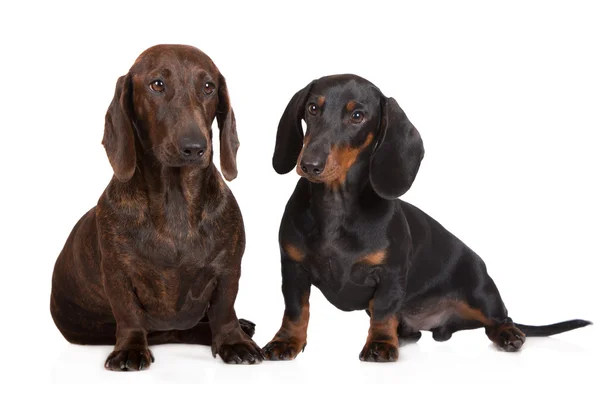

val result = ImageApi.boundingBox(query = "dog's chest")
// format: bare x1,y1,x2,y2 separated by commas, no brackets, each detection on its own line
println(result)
302,248,378,312
132,220,218,267
126,225,223,330
287,208,385,311
132,261,216,330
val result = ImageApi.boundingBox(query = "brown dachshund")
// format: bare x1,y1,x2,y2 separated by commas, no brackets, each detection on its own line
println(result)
50,44,264,370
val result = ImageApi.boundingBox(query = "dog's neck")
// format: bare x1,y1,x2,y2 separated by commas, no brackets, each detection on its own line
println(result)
113,148,223,232
306,158,384,228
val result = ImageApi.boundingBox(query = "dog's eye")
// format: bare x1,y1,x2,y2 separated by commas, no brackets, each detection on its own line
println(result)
149,80,165,92
203,82,215,95
351,111,365,123
307,103,318,116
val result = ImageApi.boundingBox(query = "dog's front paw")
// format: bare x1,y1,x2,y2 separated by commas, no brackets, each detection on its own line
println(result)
359,341,398,362
104,348,154,371
215,339,264,365
263,338,305,361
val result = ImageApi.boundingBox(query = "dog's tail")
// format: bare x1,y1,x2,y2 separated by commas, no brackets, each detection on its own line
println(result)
514,319,592,337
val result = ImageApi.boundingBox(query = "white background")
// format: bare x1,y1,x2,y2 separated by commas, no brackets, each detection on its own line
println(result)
1,0,598,396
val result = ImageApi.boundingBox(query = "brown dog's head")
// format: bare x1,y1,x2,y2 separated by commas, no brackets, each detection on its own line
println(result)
102,44,239,182
272,74,424,199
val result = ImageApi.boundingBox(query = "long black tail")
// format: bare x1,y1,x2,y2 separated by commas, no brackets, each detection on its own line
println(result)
515,319,592,337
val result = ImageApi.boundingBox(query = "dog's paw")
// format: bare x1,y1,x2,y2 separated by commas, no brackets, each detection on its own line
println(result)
432,327,453,342
239,318,256,338
104,348,154,371
263,338,305,361
359,341,399,362
491,325,526,352
400,330,422,344
217,339,264,365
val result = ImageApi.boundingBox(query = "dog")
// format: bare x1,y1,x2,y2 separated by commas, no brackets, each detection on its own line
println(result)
50,44,264,370
263,74,591,362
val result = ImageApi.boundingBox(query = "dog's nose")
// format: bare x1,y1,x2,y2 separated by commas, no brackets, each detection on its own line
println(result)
300,157,325,176
179,136,206,159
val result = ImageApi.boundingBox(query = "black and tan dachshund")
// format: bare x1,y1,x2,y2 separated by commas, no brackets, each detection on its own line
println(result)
263,74,591,362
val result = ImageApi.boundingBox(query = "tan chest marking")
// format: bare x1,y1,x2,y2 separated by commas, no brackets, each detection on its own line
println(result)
283,243,305,262
358,249,387,265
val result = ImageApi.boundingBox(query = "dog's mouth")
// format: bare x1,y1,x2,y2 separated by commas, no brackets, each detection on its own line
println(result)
295,162,339,184
156,146,211,169
166,158,210,168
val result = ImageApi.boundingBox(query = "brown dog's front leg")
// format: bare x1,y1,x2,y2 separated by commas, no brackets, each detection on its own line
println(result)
101,263,154,372
263,257,311,361
105,329,154,372
208,273,264,364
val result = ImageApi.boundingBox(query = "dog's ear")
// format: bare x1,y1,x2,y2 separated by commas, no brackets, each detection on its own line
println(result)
216,74,239,181
369,96,424,199
272,81,314,174
103,74,136,182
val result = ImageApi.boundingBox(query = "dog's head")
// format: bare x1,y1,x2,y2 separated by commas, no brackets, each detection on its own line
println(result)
102,44,239,182
272,74,424,199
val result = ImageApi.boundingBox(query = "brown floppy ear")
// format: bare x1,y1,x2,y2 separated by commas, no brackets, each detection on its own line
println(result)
369,97,424,200
216,74,239,181
272,81,314,174
102,74,136,182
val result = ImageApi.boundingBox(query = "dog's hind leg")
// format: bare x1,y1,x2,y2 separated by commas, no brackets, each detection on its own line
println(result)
50,291,117,345
398,319,422,344
452,261,525,351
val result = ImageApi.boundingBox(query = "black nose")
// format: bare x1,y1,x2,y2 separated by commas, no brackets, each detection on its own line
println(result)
179,136,206,159
300,157,325,176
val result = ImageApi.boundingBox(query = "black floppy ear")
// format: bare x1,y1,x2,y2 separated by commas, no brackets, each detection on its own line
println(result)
272,81,314,174
103,74,136,182
369,97,424,200
216,74,239,181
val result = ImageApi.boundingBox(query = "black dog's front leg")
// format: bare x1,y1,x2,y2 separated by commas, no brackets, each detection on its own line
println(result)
359,269,405,362
208,271,264,364
263,255,311,361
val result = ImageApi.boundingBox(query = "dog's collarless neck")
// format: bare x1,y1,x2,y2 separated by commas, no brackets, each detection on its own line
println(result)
120,156,223,228
307,177,369,219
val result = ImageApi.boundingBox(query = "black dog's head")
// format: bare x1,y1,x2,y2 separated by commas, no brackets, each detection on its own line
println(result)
103,44,239,182
272,74,424,199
